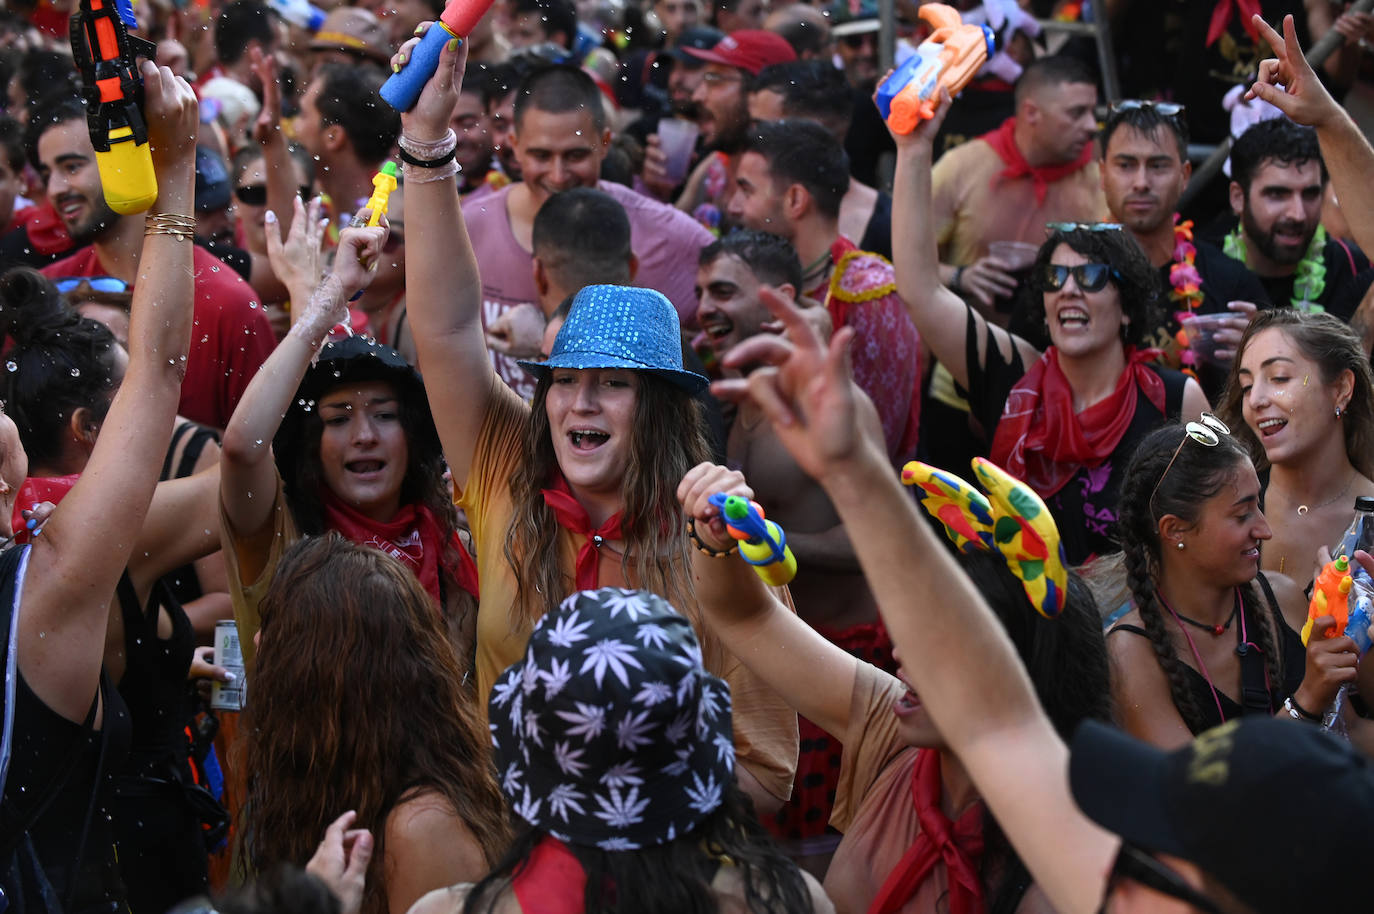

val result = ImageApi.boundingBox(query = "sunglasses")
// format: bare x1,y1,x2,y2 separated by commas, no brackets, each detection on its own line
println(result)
1040,263,1120,293
54,276,129,294
233,184,313,207
1098,843,1223,914
1046,222,1124,235
841,32,878,49
1150,412,1230,512
1111,99,1186,118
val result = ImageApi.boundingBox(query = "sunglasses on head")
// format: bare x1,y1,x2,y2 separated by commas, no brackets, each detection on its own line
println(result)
1046,222,1124,235
1110,99,1186,118
1040,262,1120,293
1150,412,1230,512
234,184,313,207
54,276,129,294
1098,843,1223,914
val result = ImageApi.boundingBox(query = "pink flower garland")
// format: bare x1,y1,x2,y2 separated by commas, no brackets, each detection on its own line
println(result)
1168,216,1205,371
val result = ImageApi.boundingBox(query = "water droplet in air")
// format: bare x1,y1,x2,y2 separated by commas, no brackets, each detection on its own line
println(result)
5,362,15,372
69,368,80,377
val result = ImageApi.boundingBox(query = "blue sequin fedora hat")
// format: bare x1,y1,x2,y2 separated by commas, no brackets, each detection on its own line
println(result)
517,284,710,394
489,587,735,851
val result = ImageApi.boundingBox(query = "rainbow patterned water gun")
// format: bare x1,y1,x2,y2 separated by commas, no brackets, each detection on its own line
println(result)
708,493,797,587
902,456,1067,618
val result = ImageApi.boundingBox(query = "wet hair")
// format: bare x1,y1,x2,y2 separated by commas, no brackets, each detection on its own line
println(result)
1116,425,1283,735
23,94,86,172
1100,102,1189,162
215,0,276,65
958,549,1112,911
1218,309,1374,480
505,373,711,636
1022,227,1164,350
1230,118,1327,196
513,64,607,132
312,64,401,164
749,60,853,137
511,0,578,48
1013,54,1096,108
699,229,802,290
532,187,633,289
0,268,120,469
241,534,511,914
742,119,848,221
463,784,815,914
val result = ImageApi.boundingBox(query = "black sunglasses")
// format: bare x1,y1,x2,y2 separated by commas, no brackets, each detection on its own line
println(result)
1110,99,1186,118
234,184,313,207
841,31,877,48
1040,262,1120,293
1097,843,1223,914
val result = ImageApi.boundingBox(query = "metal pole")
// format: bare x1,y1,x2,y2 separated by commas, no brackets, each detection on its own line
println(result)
878,0,895,75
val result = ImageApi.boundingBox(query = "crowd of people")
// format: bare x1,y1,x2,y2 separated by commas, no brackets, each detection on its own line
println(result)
5,0,1374,911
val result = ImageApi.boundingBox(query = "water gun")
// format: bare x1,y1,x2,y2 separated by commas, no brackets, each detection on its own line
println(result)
69,0,159,214
707,493,797,587
380,0,498,111
361,161,398,227
1302,554,1353,645
875,3,995,134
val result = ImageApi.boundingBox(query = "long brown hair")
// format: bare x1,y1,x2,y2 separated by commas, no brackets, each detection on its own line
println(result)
503,373,711,636
239,534,510,914
1219,309,1374,479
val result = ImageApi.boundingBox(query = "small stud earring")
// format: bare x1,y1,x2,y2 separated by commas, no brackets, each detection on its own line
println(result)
1176,541,1185,550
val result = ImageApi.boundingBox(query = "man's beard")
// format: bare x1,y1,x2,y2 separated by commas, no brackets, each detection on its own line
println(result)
67,198,120,246
1243,206,1317,267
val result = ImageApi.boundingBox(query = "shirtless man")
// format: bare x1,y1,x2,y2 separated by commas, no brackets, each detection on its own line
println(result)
696,229,887,868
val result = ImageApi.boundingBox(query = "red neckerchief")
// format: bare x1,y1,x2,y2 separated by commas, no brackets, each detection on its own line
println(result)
321,488,478,604
979,117,1094,206
990,346,1166,499
541,472,624,591
1206,0,1262,47
512,835,588,913
868,749,986,914
11,475,79,544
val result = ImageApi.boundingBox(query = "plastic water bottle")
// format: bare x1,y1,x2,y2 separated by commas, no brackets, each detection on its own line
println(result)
1333,496,1374,655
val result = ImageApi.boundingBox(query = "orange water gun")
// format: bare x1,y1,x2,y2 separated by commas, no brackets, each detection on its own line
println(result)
1302,554,1354,645
875,3,995,134
70,0,158,214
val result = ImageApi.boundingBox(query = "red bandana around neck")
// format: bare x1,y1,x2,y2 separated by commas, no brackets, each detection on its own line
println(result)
12,475,79,543
1206,0,1262,47
512,836,588,913
990,346,1166,500
541,472,624,591
980,117,1094,206
321,489,478,604
868,749,986,914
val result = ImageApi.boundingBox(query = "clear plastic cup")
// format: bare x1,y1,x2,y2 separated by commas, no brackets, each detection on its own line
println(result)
1179,312,1233,365
657,118,700,184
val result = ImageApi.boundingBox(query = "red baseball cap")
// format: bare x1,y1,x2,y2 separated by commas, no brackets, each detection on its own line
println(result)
682,29,797,76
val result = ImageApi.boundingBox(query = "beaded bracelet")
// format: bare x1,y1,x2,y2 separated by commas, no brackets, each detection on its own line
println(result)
687,516,737,558
144,212,195,241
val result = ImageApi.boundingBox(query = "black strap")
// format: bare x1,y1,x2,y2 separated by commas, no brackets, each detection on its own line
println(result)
161,421,219,482
1236,590,1274,716
1107,623,1149,638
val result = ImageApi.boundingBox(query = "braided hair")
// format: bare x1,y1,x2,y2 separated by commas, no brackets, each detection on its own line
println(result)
1116,424,1285,733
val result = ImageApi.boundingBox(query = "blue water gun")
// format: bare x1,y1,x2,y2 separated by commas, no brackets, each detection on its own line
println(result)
708,493,797,587
380,0,497,111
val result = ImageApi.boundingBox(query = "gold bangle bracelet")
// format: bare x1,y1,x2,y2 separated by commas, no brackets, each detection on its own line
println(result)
144,213,196,241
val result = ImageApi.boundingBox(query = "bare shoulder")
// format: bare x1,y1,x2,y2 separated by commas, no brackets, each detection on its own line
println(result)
384,789,489,886
406,884,472,914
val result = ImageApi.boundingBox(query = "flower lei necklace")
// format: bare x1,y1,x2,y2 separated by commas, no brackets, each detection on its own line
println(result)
1223,224,1328,311
1169,216,1205,370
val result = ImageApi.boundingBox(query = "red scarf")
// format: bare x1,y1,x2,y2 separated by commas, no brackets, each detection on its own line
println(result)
11,475,79,544
541,473,624,591
980,117,1094,206
512,836,588,913
321,489,478,604
1206,0,1262,47
869,750,985,914
990,346,1166,500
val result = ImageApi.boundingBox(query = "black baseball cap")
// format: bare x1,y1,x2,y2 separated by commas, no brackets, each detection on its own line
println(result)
667,26,725,68
1070,717,1374,913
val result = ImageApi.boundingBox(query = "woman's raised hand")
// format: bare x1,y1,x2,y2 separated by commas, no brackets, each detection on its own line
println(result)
140,59,199,176
677,463,754,552
1295,617,1360,714
265,195,327,306
393,23,469,142
880,83,952,157
332,221,390,295
1246,13,1343,129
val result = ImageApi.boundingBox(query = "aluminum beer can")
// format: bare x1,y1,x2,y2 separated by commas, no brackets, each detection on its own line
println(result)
211,619,246,711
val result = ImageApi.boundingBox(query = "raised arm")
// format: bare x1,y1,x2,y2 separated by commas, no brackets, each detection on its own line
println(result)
392,32,494,490
714,292,1117,914
1248,14,1374,258
890,91,1032,390
220,210,386,540
18,65,200,723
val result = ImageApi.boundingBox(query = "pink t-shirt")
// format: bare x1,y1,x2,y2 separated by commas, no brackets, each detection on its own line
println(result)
461,181,713,399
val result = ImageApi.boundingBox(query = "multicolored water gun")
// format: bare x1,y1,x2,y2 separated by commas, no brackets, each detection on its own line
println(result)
69,0,158,214
875,3,995,134
902,456,1067,619
708,493,797,587
380,0,497,111
1302,554,1353,645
